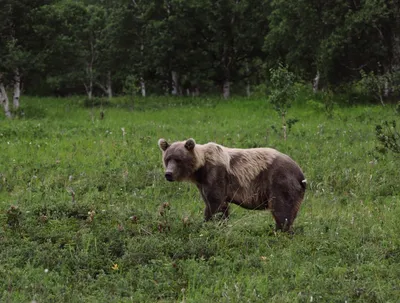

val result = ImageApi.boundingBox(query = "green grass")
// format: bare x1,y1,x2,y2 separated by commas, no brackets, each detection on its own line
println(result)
1,95,399,302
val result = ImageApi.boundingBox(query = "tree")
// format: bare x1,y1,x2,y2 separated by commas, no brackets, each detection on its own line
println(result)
268,64,298,141
264,0,400,92
35,1,113,99
195,0,269,98
0,0,51,117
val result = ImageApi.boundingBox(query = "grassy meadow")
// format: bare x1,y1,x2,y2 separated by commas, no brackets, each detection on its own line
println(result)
0,95,400,302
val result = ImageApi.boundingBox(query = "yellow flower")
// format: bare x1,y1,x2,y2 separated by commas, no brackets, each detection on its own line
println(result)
112,263,119,270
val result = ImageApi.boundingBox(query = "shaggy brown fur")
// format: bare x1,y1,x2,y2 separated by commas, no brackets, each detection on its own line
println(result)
158,138,306,232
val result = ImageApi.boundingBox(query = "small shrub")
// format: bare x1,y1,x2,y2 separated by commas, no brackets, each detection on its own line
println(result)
322,89,335,119
358,70,400,106
268,63,299,140
375,120,400,154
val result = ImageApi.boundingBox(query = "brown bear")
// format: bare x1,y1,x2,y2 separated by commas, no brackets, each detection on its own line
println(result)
158,138,306,232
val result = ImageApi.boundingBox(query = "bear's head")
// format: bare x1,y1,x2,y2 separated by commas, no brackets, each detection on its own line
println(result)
158,138,197,182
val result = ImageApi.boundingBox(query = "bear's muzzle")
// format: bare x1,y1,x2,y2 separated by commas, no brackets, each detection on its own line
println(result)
165,172,174,182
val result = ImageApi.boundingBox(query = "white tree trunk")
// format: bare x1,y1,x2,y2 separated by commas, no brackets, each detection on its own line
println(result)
246,83,251,97
222,80,230,99
84,61,93,100
84,80,93,99
165,0,171,15
192,86,200,97
140,77,146,97
106,71,112,99
313,70,320,93
85,40,95,100
13,68,21,110
0,76,12,118
171,71,179,95
88,86,92,99
383,76,390,98
97,71,113,99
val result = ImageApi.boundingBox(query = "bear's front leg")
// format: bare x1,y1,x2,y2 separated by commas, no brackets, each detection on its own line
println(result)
200,186,229,221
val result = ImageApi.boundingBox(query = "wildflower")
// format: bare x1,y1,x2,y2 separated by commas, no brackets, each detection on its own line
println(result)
112,263,119,270
87,210,95,223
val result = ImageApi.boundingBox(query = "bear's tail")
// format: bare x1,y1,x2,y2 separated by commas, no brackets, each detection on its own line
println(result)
300,178,307,190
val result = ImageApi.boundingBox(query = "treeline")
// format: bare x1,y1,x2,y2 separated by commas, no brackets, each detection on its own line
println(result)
0,0,399,106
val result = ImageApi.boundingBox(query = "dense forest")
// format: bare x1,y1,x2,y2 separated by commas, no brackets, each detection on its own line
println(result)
0,0,399,108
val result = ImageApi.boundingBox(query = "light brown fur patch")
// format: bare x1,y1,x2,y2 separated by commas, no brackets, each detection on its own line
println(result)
195,143,279,187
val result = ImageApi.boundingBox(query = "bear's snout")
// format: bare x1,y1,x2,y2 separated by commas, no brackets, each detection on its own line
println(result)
165,172,174,182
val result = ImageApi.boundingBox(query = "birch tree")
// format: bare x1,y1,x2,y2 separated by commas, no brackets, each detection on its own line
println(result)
0,73,12,118
0,0,48,117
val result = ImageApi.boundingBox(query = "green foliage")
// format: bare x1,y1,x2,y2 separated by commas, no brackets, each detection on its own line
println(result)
375,120,400,154
307,89,336,119
268,64,298,116
268,64,298,139
82,97,110,108
2,0,400,104
122,75,141,110
358,70,388,106
1,96,400,301
396,101,400,115
322,89,335,119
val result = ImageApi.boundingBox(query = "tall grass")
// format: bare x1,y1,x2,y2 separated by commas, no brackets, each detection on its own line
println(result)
0,95,399,302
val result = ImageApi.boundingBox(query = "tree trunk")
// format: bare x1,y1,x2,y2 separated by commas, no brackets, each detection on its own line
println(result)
193,86,200,97
222,80,230,99
140,77,146,97
383,76,390,98
13,68,21,110
97,71,113,99
246,61,251,97
246,82,251,97
84,81,93,99
222,39,232,99
0,76,12,118
106,71,112,99
85,40,95,100
171,71,179,95
282,113,287,141
84,62,93,100
313,70,320,93
391,11,400,73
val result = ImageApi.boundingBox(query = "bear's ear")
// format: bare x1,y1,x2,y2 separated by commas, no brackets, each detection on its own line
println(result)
158,138,170,151
184,138,196,151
